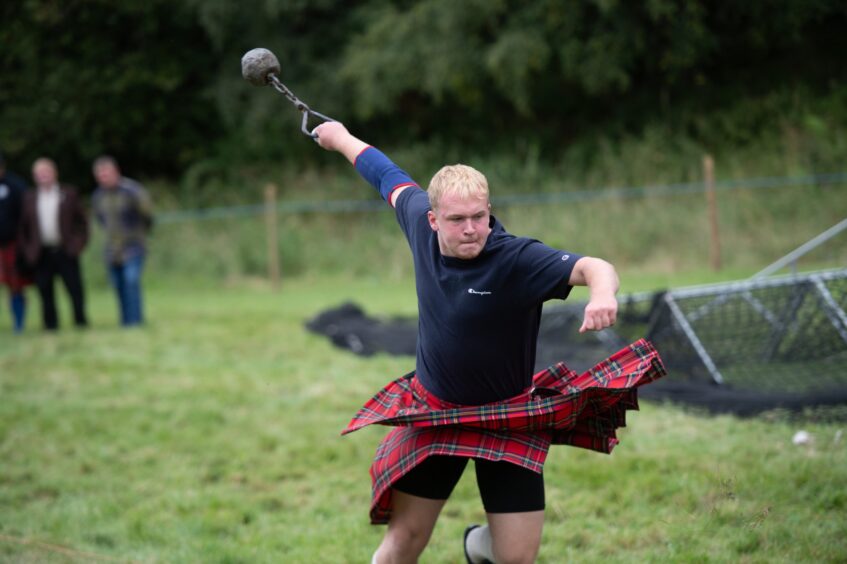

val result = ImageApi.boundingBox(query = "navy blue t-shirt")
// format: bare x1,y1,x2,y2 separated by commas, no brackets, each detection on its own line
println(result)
0,171,27,244
355,147,583,405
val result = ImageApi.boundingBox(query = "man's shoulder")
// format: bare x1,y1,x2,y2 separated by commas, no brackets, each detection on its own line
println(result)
485,223,570,265
122,176,144,188
396,185,429,208
120,177,146,194
395,186,431,226
484,218,522,248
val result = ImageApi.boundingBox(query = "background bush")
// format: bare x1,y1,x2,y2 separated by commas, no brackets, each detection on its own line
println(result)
2,0,846,186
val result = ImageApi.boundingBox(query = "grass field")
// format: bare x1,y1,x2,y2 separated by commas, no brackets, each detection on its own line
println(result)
1,275,846,563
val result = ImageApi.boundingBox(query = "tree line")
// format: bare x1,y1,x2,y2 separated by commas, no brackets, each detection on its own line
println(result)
1,0,845,190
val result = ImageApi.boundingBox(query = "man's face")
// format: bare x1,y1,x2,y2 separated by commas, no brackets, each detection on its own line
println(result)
32,160,57,187
94,163,121,189
427,192,492,260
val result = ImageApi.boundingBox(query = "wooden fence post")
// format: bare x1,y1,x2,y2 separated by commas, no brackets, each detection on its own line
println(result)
703,154,721,272
264,183,281,289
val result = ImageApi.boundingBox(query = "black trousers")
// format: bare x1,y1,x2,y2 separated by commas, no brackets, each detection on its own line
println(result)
392,455,545,513
35,247,88,330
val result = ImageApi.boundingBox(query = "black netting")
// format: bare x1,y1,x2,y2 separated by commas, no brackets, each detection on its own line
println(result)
307,270,847,417
540,269,847,415
645,272,847,392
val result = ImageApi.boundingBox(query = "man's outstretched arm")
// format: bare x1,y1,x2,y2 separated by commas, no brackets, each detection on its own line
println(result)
314,122,414,207
568,257,619,333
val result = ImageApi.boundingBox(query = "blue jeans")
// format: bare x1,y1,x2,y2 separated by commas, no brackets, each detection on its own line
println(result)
109,254,145,326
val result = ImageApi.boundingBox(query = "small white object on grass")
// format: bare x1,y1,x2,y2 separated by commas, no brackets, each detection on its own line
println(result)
792,430,812,445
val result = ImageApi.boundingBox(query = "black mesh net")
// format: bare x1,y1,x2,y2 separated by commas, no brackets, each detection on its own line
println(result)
540,269,847,416
307,269,847,417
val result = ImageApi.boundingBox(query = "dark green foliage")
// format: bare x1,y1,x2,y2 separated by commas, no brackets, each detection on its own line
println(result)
0,0,221,188
1,0,846,189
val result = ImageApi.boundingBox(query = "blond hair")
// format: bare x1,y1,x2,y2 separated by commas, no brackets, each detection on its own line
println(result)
427,164,489,210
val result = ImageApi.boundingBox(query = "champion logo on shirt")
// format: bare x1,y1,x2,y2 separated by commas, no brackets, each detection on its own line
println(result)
468,288,492,296
561,254,570,261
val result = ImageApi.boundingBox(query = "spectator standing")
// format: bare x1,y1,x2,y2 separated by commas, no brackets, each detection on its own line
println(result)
91,156,153,327
0,152,31,333
18,158,89,330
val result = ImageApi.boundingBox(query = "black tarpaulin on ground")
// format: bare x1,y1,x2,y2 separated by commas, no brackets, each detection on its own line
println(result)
306,298,847,417
305,302,417,357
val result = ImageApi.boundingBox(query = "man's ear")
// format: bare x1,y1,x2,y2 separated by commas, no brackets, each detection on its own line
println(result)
427,210,438,232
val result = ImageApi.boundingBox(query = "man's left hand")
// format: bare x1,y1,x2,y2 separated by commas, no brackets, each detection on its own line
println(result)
579,296,618,333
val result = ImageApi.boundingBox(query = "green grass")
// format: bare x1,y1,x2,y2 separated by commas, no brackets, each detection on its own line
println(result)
1,277,846,563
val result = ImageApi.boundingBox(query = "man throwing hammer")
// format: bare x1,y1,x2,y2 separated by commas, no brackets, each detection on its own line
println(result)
316,122,664,564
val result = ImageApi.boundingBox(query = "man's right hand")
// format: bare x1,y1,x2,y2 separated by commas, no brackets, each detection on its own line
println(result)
313,121,348,151
313,122,369,163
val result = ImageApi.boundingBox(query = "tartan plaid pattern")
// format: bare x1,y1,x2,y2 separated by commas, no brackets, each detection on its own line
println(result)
343,339,666,524
0,243,31,290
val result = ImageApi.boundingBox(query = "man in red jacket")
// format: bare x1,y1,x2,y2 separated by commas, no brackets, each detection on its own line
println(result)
18,158,89,330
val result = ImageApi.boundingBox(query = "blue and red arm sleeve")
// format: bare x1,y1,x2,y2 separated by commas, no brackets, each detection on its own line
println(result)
353,146,419,206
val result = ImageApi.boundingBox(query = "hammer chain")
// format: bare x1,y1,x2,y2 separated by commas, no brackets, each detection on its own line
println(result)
268,74,310,113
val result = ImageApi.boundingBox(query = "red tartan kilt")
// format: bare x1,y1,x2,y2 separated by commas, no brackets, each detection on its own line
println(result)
0,243,32,291
343,339,667,524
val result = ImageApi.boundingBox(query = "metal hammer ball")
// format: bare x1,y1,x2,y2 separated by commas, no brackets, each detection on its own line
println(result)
241,48,281,86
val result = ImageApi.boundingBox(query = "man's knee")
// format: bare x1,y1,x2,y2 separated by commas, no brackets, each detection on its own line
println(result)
377,523,432,562
394,520,433,546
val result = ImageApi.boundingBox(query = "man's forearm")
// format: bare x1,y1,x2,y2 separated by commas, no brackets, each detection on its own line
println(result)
575,257,619,333
585,259,619,298
315,122,418,205
335,135,370,165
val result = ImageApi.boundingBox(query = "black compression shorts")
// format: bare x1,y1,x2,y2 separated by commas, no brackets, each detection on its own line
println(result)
392,455,545,513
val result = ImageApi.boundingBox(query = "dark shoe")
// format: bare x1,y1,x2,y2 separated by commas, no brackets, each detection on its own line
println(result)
463,524,491,564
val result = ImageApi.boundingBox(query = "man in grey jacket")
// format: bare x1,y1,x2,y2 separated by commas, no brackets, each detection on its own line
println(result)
91,156,153,327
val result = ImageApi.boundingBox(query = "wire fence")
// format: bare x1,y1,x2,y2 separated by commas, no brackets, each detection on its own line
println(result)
155,171,847,225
